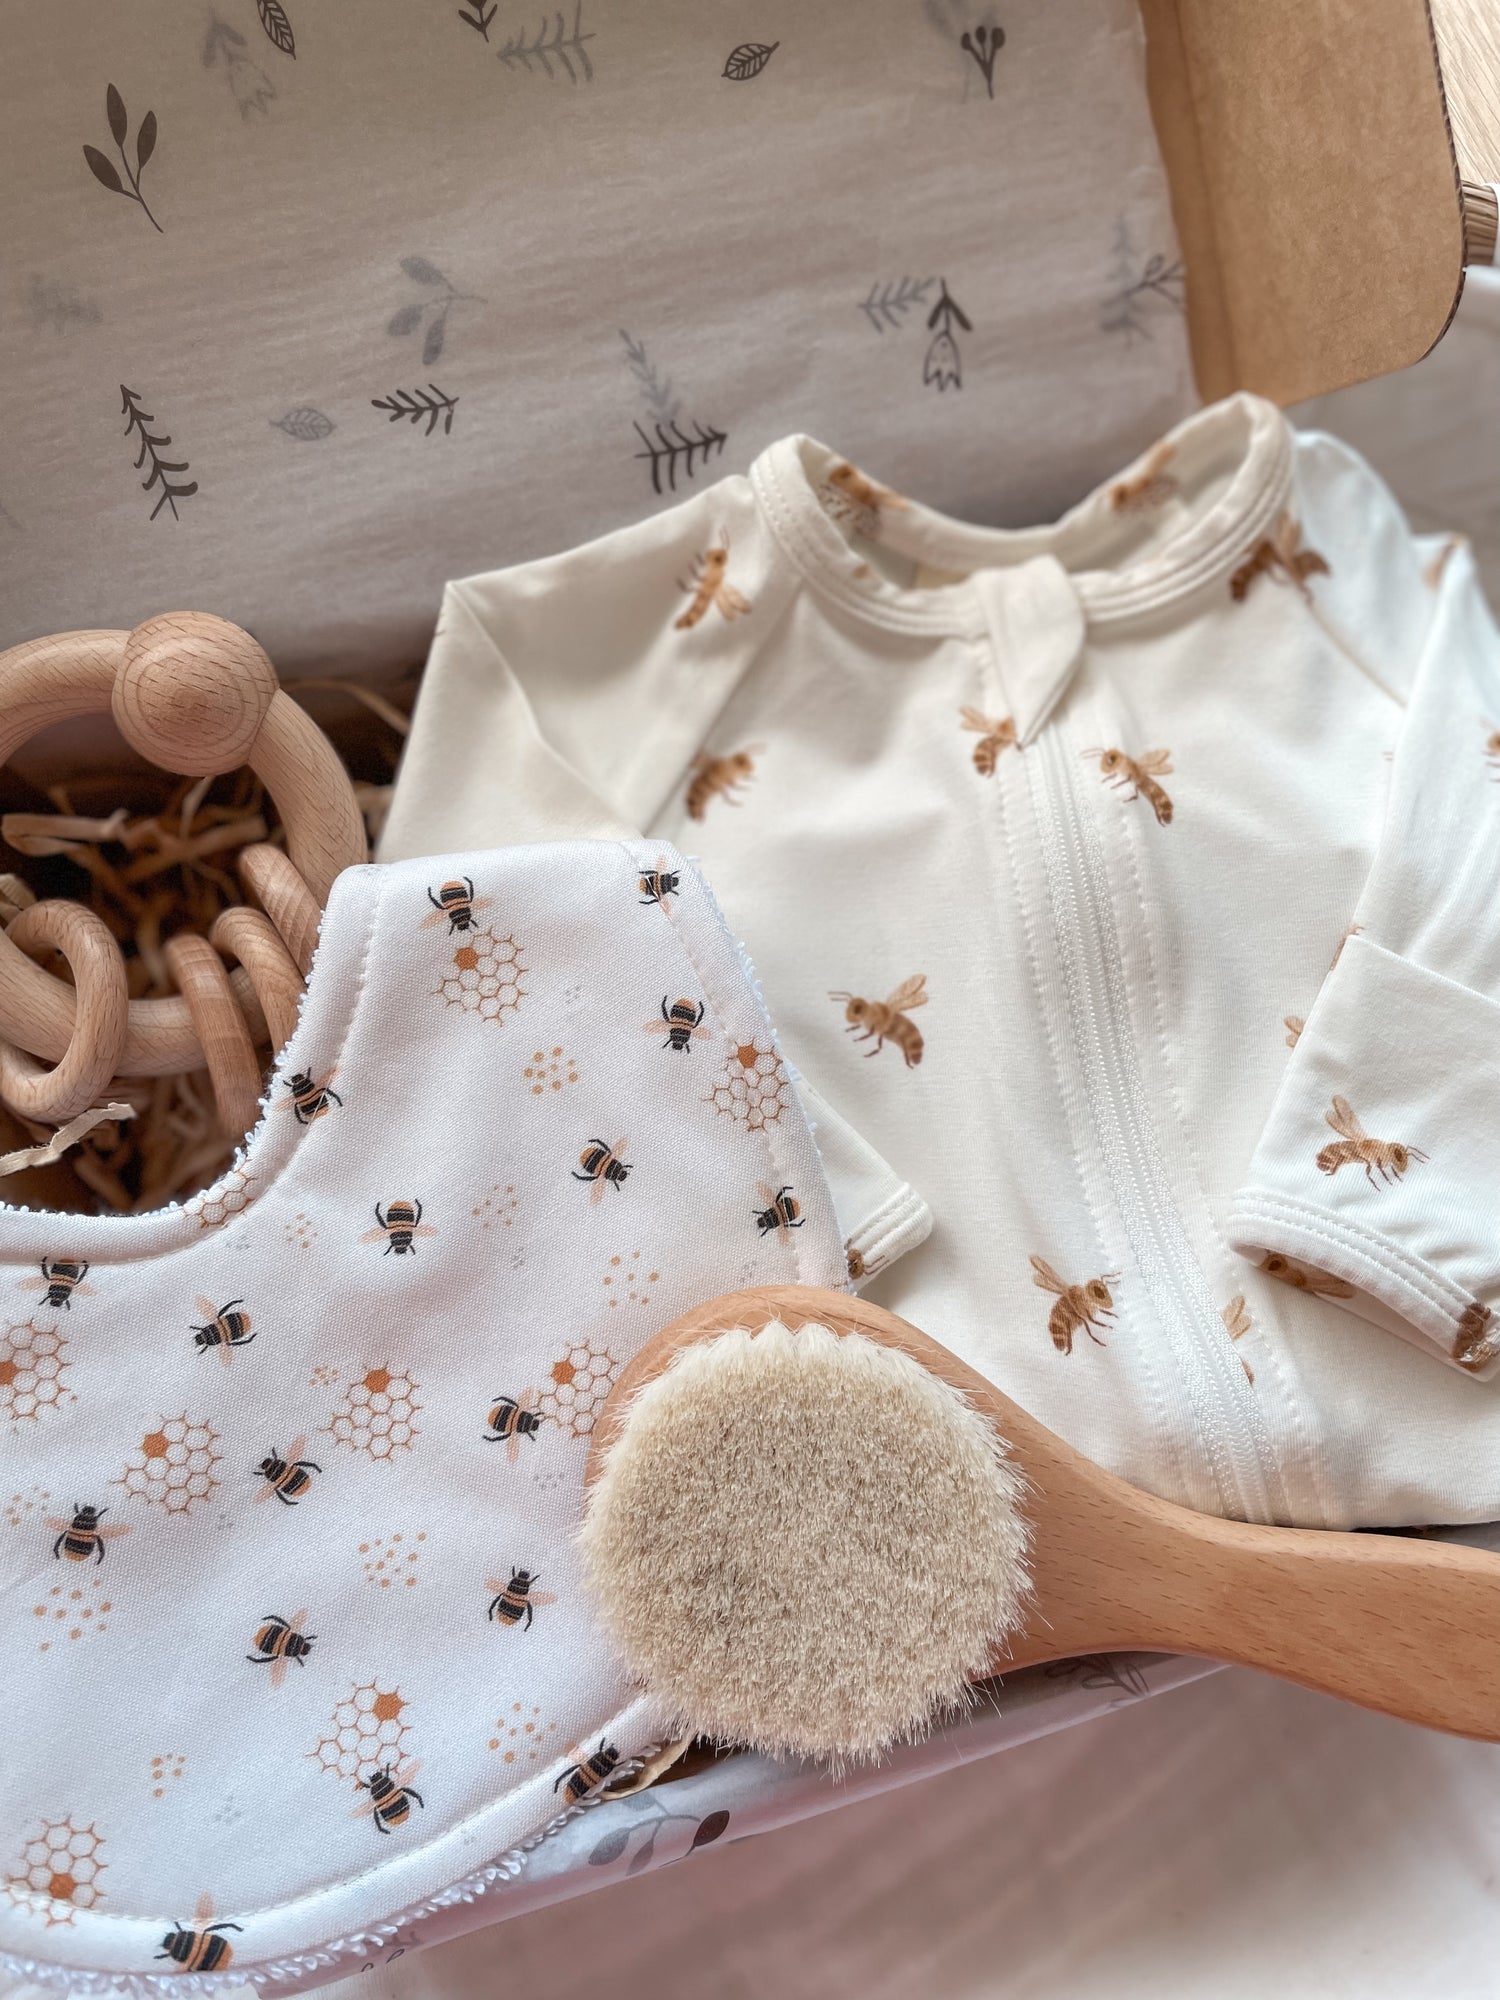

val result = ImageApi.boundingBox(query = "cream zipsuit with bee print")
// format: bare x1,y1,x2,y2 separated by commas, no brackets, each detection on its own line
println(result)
0,841,864,1987
382,391,1500,1533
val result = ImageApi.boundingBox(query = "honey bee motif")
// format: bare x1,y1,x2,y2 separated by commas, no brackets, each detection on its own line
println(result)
486,1566,557,1629
362,1198,438,1255
675,538,752,630
1221,1295,1254,1384
279,1068,342,1126
1030,1256,1119,1354
686,748,758,821
421,875,492,934
647,995,710,1052
959,707,1017,775
754,1182,804,1243
1083,746,1174,826
553,1739,620,1805
354,1760,425,1835
1230,511,1330,603
826,461,908,528
1453,1301,1497,1375
252,1436,321,1507
1283,1015,1305,1049
157,1895,242,1972
1259,1252,1354,1299
574,1137,631,1203
637,858,681,911
19,1257,93,1311
48,1503,130,1565
1108,440,1179,514
1486,727,1500,778
1316,1096,1428,1187
483,1389,545,1461
246,1608,315,1685
191,1295,255,1366
829,974,928,1068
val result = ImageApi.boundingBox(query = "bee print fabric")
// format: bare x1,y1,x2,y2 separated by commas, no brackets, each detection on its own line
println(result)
1227,559,1500,1379
0,841,849,1986
383,391,1500,1533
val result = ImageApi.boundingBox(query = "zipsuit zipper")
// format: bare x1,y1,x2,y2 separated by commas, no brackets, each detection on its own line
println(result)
1029,728,1285,1526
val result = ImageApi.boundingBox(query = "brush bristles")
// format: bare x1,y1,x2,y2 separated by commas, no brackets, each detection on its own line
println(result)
579,1321,1033,1764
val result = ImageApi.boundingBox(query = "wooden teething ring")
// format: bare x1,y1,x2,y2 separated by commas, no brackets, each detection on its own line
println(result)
0,613,366,1096
164,933,264,1140
0,902,129,1123
210,906,303,1053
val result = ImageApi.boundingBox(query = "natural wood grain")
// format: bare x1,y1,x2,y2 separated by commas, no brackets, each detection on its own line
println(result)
163,933,262,1140
0,902,128,1122
114,613,279,777
592,1287,1500,1744
0,619,362,1082
1433,0,1500,185
211,906,303,1054
237,844,322,978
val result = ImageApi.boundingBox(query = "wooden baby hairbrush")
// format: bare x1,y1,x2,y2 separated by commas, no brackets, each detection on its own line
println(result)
581,1286,1500,1762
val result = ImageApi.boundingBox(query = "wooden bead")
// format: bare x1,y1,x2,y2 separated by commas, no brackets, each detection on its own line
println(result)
114,612,279,777
212,907,303,1054
164,934,263,1140
238,845,322,977
0,903,129,1123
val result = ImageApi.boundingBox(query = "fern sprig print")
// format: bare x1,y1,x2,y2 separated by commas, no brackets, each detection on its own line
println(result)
203,14,278,118
859,277,935,332
618,331,680,429
632,420,728,496
459,0,499,35
496,4,595,80
372,384,459,436
257,0,296,57
1101,220,1185,341
388,259,482,367
83,86,162,233
120,385,197,520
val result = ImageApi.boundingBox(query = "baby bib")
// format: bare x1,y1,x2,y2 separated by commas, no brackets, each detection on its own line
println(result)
0,841,848,1988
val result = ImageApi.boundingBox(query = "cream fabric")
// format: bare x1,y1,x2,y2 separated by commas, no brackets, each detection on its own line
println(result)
0,0,1190,683
0,840,863,1984
381,393,1500,1529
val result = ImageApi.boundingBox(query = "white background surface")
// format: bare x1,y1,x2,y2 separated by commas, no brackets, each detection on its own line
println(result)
365,1670,1500,2000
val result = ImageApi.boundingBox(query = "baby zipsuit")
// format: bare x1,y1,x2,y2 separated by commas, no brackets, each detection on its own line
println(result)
380,394,1500,1531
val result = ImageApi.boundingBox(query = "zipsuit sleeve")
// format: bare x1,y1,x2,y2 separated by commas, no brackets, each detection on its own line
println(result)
1228,542,1500,1377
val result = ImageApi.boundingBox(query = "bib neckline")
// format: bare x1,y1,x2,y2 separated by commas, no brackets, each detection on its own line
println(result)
0,863,380,1264
749,393,1296,640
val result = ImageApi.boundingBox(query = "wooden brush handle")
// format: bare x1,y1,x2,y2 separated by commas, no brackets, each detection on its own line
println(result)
1004,1478,1500,1740
1150,1514,1500,1739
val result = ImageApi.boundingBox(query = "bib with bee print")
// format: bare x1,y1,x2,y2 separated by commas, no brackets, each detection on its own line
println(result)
0,841,854,1990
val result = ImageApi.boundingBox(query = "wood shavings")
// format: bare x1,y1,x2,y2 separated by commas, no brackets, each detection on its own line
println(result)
0,677,413,1215
0,1101,136,1180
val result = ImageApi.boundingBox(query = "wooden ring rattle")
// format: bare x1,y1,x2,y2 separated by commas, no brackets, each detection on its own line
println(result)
0,902,129,1124
210,907,304,1054
163,934,264,1141
0,613,366,1083
236,845,322,980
